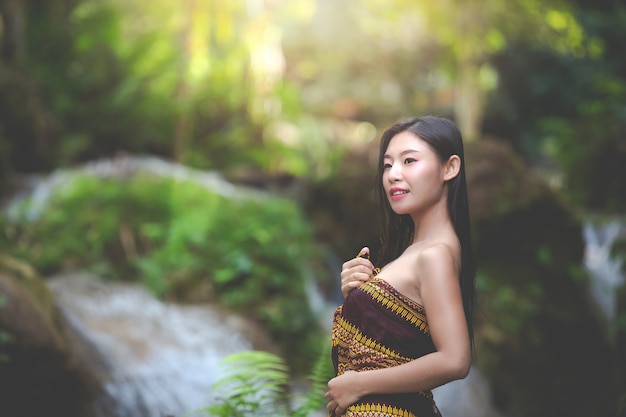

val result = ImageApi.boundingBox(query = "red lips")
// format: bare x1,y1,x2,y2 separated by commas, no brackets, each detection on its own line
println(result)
389,187,409,201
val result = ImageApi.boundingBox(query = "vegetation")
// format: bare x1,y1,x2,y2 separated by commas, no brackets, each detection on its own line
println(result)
189,346,333,417
484,0,626,213
2,1,625,212
1,0,625,416
474,196,614,416
2,173,327,371
0,295,8,362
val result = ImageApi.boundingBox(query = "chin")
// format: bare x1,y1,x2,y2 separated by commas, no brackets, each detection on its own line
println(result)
390,207,413,216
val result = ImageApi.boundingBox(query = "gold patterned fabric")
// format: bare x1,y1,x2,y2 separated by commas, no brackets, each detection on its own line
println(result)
330,278,442,417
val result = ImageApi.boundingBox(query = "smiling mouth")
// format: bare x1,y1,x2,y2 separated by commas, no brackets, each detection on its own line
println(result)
391,190,408,196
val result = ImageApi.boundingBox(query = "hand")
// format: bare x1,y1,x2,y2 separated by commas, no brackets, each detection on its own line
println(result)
340,247,375,298
324,370,363,415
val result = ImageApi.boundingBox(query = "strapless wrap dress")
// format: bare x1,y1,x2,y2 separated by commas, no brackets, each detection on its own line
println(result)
330,277,442,417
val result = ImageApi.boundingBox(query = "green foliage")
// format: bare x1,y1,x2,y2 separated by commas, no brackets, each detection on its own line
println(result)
188,344,334,417
544,119,625,213
3,172,325,369
473,195,617,417
0,1,176,173
1,0,625,414
290,337,335,417
0,294,9,362
485,1,626,213
194,350,291,417
0,0,315,182
538,59,626,212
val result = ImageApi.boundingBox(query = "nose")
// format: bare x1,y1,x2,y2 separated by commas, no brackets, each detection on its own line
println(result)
388,162,402,182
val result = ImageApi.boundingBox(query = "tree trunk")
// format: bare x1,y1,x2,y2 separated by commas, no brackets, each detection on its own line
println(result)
172,0,195,163
0,0,25,63
454,58,485,143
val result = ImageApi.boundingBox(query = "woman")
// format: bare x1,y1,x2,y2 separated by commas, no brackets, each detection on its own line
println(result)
325,116,476,417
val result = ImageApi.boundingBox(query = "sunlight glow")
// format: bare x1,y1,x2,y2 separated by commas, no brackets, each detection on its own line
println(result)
546,10,568,30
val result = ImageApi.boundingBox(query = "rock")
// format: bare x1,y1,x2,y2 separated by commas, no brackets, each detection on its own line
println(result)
465,138,547,221
464,140,616,417
0,254,99,417
47,272,275,417
0,256,278,417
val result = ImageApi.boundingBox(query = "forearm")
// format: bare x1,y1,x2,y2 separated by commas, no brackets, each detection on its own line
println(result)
355,351,470,396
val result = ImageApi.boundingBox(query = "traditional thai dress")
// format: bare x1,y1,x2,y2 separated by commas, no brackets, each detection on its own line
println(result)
330,276,442,417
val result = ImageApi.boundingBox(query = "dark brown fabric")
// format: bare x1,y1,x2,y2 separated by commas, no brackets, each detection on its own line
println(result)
330,278,442,417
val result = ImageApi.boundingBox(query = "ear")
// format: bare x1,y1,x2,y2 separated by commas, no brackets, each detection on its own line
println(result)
443,155,461,181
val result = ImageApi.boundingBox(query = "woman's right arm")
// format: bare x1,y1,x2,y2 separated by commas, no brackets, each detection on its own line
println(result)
340,247,375,298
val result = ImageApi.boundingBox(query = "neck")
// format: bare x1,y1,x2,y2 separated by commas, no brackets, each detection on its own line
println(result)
410,196,452,243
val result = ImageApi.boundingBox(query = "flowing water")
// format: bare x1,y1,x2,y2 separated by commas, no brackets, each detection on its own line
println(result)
433,367,503,417
47,269,503,417
8,156,584,417
15,155,504,417
583,218,626,326
48,273,266,417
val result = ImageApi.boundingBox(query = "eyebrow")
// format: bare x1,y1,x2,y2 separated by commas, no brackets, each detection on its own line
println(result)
383,149,420,158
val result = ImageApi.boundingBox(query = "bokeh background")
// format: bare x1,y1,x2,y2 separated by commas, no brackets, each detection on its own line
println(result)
0,0,625,416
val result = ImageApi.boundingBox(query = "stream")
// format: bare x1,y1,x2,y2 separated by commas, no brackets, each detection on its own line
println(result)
6,156,623,417
47,270,502,417
583,218,626,327
48,272,267,417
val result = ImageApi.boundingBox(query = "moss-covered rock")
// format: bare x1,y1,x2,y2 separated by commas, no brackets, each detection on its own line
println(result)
0,254,99,417
466,140,617,417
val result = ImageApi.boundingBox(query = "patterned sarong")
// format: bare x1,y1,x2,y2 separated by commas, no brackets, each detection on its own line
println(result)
330,277,442,417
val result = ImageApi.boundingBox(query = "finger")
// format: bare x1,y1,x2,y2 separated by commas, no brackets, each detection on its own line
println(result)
341,271,374,286
349,279,366,288
342,258,371,271
341,272,369,286
341,271,371,288
341,271,372,285
326,400,336,411
356,247,370,259
340,264,374,281
341,279,368,297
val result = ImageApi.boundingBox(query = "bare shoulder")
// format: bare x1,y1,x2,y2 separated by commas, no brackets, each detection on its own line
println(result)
413,242,460,282
410,242,463,315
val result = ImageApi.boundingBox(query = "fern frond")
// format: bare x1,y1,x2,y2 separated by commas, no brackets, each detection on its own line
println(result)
188,350,292,417
186,344,335,417
292,336,335,417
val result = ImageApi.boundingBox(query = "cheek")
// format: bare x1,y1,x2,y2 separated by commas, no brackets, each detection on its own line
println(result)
411,166,441,187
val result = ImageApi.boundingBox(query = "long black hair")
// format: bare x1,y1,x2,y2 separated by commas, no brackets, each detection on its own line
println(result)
375,115,476,346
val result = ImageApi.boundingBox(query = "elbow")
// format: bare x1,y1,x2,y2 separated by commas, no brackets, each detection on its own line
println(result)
457,360,471,379
445,355,471,381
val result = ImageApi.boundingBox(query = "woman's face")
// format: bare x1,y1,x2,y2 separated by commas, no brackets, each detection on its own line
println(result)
382,130,447,216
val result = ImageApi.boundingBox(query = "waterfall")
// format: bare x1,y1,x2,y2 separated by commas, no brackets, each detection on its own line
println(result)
583,218,626,325
5,156,508,417
433,367,504,417
48,273,268,417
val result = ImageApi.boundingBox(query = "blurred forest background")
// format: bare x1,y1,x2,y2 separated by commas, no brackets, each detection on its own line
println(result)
0,0,625,416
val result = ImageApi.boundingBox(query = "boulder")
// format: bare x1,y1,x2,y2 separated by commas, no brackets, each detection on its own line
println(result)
0,254,100,417
465,140,616,417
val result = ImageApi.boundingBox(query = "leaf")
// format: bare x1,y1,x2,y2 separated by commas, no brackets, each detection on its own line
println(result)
199,350,291,417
